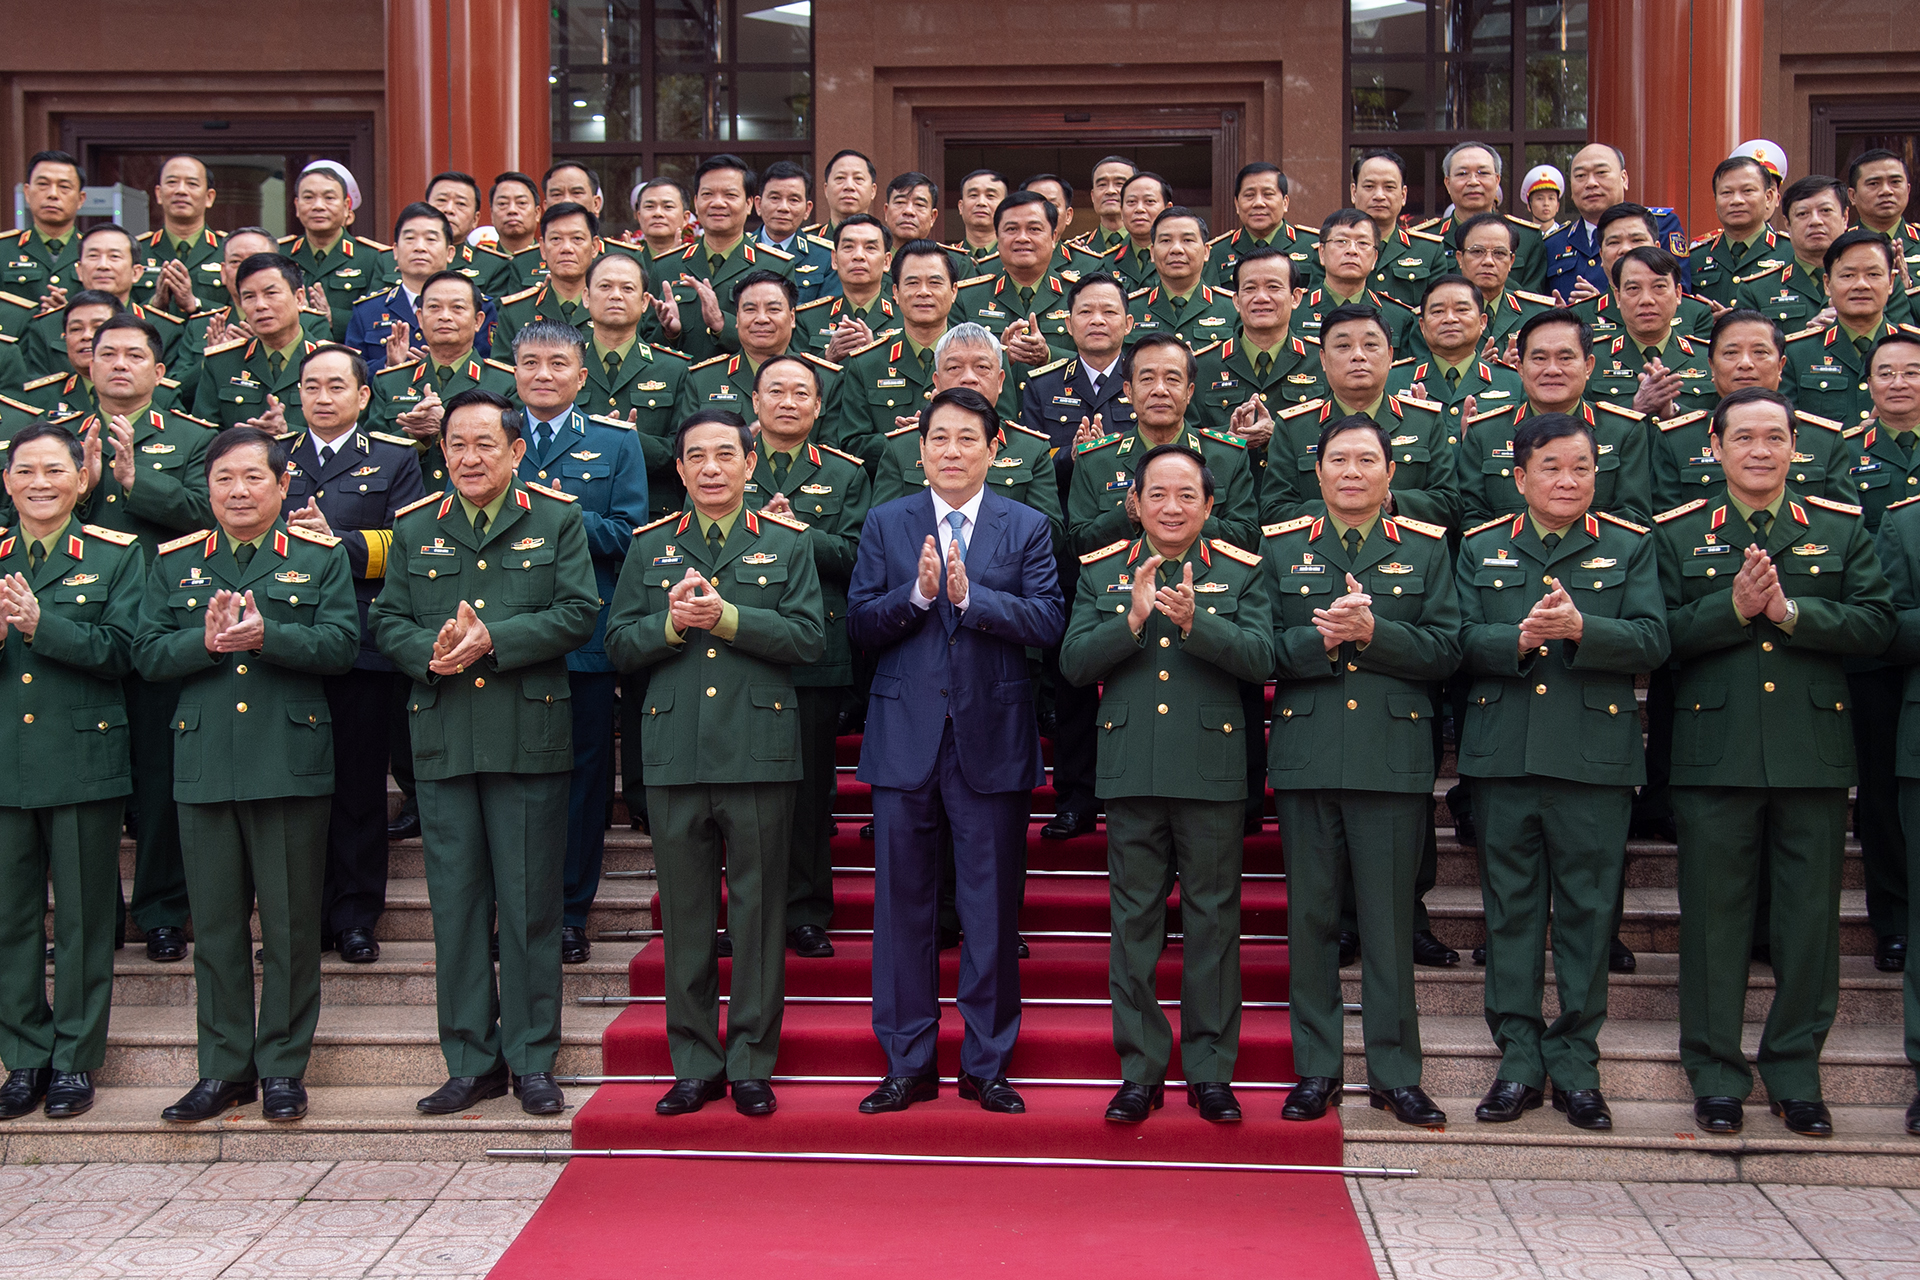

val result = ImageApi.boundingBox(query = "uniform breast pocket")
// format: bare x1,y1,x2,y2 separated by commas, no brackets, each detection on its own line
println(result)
748,684,798,761
521,672,572,754
1810,684,1852,767
168,589,209,621
285,699,332,775
1473,569,1529,621
1196,701,1244,781
222,380,268,416
1679,555,1734,589
866,385,912,413
171,703,202,783
1581,686,1635,763
558,462,611,494
1781,552,1845,599
503,546,557,605
264,580,316,618
1385,691,1432,773
794,487,844,518
1280,570,1333,622
1367,572,1424,604
1,263,47,291
1271,687,1315,770
71,704,130,783
732,559,789,602
50,582,105,620
408,556,462,613
1851,466,1892,498
1193,590,1237,620
135,445,192,478
1390,444,1431,481
1569,569,1628,612
343,473,391,499
1095,700,1128,778
1672,681,1727,766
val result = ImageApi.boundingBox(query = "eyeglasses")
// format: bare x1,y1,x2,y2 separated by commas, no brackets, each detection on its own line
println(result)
1461,246,1514,261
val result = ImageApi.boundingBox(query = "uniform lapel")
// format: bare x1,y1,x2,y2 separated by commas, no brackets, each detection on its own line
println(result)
227,525,288,591
482,489,530,550
963,489,1006,570
28,518,83,592
311,430,365,486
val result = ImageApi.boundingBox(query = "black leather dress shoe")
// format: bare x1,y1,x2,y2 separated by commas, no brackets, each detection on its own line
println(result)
1877,934,1908,973
1337,932,1360,967
1187,1081,1242,1122
560,926,591,965
1693,1095,1744,1133
514,1072,566,1116
1017,935,1030,959
1553,1087,1613,1130
1906,1092,1920,1137
416,1064,510,1114
43,1071,95,1119
958,1072,1025,1113
655,1077,727,1115
163,1078,259,1123
1040,811,1092,841
732,1079,777,1116
387,801,421,840
1609,936,1637,973
858,1074,939,1113
788,924,834,958
1104,1081,1164,1123
937,924,961,951
145,925,187,963
1411,930,1458,967
1471,945,1487,966
859,821,876,840
0,1068,51,1119
714,930,734,958
1370,1085,1447,1127
261,1076,307,1121
1446,782,1477,848
1770,1097,1833,1137
1474,1079,1543,1123
1283,1076,1342,1121
337,927,379,965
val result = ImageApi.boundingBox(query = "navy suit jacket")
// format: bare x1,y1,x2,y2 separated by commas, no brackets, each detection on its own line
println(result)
847,488,1066,794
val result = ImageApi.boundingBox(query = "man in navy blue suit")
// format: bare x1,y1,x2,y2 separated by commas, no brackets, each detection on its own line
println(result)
847,386,1067,1115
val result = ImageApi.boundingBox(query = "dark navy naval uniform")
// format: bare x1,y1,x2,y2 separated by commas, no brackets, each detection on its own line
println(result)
343,285,500,376
280,427,427,944
1546,208,1691,299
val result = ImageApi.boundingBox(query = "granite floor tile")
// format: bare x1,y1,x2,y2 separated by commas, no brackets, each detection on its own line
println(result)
1631,1183,1787,1220
1654,1216,1822,1260
307,1161,463,1201
0,1195,167,1242
1365,1176,1504,1216
165,1160,333,1201
1787,1215,1920,1262
1493,1179,1647,1217
1507,1212,1673,1259
1382,1249,1546,1280
0,1236,114,1279
435,1160,562,1200
1764,1186,1920,1222
69,1232,259,1278
1549,1260,1695,1280
1831,1262,1920,1280
0,1162,81,1199
40,1162,209,1201
1682,1262,1840,1280
267,1198,432,1238
126,1197,295,1238
365,1231,513,1276
1373,1209,1529,1251
220,1233,399,1279
403,1198,538,1236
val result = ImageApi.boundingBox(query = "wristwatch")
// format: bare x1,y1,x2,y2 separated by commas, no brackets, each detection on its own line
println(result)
1781,597,1799,629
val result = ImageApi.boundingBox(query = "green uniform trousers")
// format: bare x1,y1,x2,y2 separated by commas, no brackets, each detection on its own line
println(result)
1896,779,1920,1086
650,781,793,1081
178,796,330,1081
1473,776,1631,1091
0,800,124,1072
1339,710,1443,936
126,675,189,930
418,772,567,1077
1675,785,1846,1102
1106,796,1243,1085
785,685,842,933
1277,789,1426,1089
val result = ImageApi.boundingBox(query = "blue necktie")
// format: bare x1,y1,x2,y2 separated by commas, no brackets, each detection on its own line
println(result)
946,510,968,562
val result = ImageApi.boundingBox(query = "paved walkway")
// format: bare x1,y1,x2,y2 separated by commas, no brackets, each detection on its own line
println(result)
1347,1177,1920,1279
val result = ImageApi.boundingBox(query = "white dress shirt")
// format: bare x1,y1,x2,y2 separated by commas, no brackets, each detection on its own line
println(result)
911,486,985,611
1081,354,1119,398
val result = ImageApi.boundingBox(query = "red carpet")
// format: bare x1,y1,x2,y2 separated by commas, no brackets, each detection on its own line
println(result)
489,1156,1379,1278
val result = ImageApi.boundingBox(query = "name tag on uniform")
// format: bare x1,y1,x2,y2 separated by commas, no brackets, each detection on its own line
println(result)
179,569,212,587
1105,580,1132,592
652,554,683,566
420,541,456,556
876,378,906,388
977,308,1006,319
1693,544,1732,556
1105,472,1131,491
1482,556,1520,567
1052,395,1082,406
1290,564,1326,574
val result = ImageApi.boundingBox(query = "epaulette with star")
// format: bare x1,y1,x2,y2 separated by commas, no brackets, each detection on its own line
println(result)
1843,423,1869,439
0,394,41,415
395,491,444,518
170,411,220,430
0,290,35,309
202,337,248,356
796,296,835,312
1512,289,1556,306
1654,498,1709,523
526,481,577,503
799,351,843,373
356,236,392,253
21,372,66,391
1198,428,1247,449
1804,494,1864,517
159,529,213,555
689,353,731,370
369,431,417,448
1596,402,1648,421
843,335,891,359
275,430,301,442
1795,410,1843,431
1397,394,1442,412
1596,510,1650,535
1406,228,1444,243
1209,537,1262,565
1389,516,1447,539
500,285,542,305
289,525,341,547
1078,539,1129,564
1191,341,1223,358
759,510,807,532
1278,399,1324,420
1462,514,1511,537
754,242,795,262
1006,421,1052,443
1262,516,1314,537
1887,494,1920,513
817,442,865,467
956,275,995,289
1658,409,1710,432
1735,263,1788,286
631,512,679,535
1389,356,1416,368
484,358,516,374
652,345,692,360
1075,432,1122,454
377,359,423,375
1466,405,1513,426
1127,287,1152,300
1029,356,1070,377
81,524,139,547
1206,229,1236,246
884,422,919,439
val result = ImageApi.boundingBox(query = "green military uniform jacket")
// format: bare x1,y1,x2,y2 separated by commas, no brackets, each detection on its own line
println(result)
281,232,393,341
1384,354,1524,432
1107,240,1159,293
24,300,191,386
873,418,1064,538
369,353,519,489
1572,290,1715,345
501,244,550,294
193,334,319,431
1653,489,1895,788
1052,239,1114,283
1261,394,1460,529
1290,285,1415,350
1785,321,1889,428
604,506,827,785
17,371,187,420
1461,399,1651,526
747,441,869,686
182,305,332,363
0,227,80,300
951,269,1078,370
1652,407,1852,513
674,348,842,424
1189,335,1326,429
1068,425,1258,554
1455,508,1669,785
1588,331,1716,417
580,338,693,519
796,289,900,356
451,241,514,297
493,281,591,352
1264,511,1462,791
1059,535,1275,800
1364,226,1450,307
1126,283,1238,347
1839,419,1920,529
1416,212,1549,294
1205,224,1322,290
68,406,217,556
0,291,36,352
0,517,144,806
829,332,1018,463
1688,226,1789,309
652,237,795,363
1872,493,1920,775
369,482,600,778
1079,226,1129,258
133,522,361,802
137,228,229,317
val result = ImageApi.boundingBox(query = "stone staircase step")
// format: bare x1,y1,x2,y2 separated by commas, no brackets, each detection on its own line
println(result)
1432,836,1870,891
1350,1014,1912,1105
91,1003,618,1088
0,1084,585,1165
1418,885,1880,956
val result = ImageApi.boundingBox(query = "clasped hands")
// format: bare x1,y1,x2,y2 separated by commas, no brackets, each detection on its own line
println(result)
916,534,970,607
668,567,727,633
1517,577,1584,652
201,589,266,654
1127,555,1196,637
1730,542,1793,625
0,573,40,640
1316,572,1376,653
428,600,493,674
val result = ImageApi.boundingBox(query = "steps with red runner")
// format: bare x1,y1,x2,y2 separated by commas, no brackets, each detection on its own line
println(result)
826,822,1291,874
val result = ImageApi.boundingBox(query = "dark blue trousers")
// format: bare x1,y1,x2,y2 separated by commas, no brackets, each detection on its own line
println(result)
870,721,1027,1080
564,671,617,928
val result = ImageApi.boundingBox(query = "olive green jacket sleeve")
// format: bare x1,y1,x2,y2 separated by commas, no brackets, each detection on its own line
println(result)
1877,500,1920,667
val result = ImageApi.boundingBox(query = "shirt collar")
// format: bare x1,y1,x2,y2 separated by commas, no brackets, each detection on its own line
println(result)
457,488,512,526
435,348,476,379
1728,491,1786,525
697,504,744,543
931,486,985,530
1530,514,1578,541
1433,353,1475,379
268,334,305,366
1328,511,1381,547
1081,354,1120,381
225,529,272,555
1334,393,1386,420
593,334,639,364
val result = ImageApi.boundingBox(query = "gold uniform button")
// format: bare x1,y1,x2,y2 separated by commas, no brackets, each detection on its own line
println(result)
1764,681,1776,692
1158,670,1169,681
236,664,248,674
288,595,298,604
1223,723,1233,734
538,470,547,479
428,569,437,579
1206,605,1217,613
1346,662,1357,672
477,560,487,570
758,575,767,585
74,595,85,603
474,677,486,688
1281,708,1293,719
236,702,248,713
1493,578,1503,588
1392,586,1403,595
1607,703,1619,715
1911,477,1919,486
98,721,108,730
21,713,32,724
152,462,162,470
1300,585,1311,594
474,599,484,608
1500,468,1510,477
707,648,718,657
774,701,782,711
1705,567,1716,577
1835,701,1845,710
1809,565,1819,575
1158,637,1170,648
1762,641,1774,652
1346,699,1358,710
707,687,717,697
1543,575,1553,585
187,598,197,608
18,674,28,684
1156,703,1168,714
1535,683,1548,695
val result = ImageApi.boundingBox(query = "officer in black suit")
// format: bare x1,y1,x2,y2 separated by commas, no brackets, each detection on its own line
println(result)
279,344,426,962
